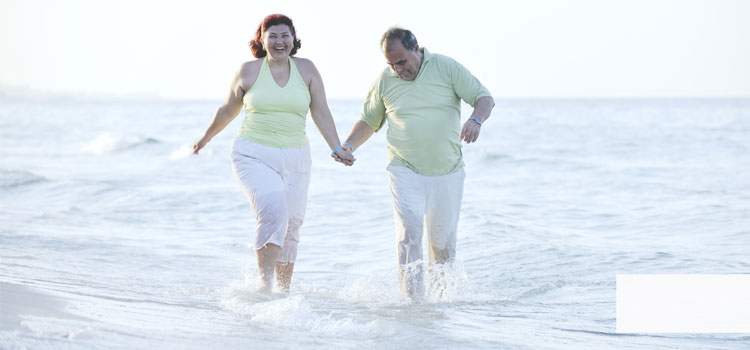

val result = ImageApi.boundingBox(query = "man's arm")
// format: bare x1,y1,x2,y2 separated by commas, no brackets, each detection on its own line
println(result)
331,120,376,163
460,96,494,144
333,75,384,162
344,121,376,151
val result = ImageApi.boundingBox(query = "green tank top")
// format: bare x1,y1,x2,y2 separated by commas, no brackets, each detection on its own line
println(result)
239,56,311,148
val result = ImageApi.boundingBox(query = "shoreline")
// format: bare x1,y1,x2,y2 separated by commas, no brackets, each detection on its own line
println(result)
0,281,82,332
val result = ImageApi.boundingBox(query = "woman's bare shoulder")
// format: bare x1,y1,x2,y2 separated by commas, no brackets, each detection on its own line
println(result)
292,57,315,70
237,59,263,91
239,59,263,76
292,57,319,84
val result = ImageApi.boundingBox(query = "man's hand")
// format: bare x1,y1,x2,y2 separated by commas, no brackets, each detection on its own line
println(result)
332,144,355,166
460,118,481,143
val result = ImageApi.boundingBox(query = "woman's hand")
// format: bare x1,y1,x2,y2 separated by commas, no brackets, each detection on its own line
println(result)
332,145,355,166
193,137,209,155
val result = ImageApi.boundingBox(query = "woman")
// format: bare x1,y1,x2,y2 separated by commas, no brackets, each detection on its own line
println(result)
193,14,354,293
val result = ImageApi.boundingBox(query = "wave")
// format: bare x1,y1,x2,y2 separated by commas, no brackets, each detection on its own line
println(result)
0,169,48,189
221,281,383,339
80,132,161,155
511,280,566,300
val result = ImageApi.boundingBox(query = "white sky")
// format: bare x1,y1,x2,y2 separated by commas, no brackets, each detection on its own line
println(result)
2,0,749,100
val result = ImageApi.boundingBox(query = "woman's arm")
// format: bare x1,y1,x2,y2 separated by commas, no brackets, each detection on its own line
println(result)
193,65,249,154
301,58,354,165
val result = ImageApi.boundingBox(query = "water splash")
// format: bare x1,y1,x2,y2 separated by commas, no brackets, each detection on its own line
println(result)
221,282,382,338
337,271,402,306
170,143,213,160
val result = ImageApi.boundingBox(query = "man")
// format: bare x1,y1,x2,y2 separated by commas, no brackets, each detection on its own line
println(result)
335,27,494,301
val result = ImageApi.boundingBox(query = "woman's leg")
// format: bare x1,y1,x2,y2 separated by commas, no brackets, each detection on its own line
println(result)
257,244,281,293
275,148,311,292
275,261,294,293
232,143,289,293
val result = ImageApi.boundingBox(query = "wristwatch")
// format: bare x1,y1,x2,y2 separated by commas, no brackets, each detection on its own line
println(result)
470,117,482,125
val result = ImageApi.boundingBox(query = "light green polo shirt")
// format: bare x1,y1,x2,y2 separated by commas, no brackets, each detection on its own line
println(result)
361,48,491,176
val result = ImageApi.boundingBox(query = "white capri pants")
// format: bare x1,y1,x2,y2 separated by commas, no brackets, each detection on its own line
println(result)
387,165,465,266
231,137,311,263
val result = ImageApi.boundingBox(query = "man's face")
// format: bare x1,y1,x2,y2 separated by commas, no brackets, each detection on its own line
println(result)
384,41,422,81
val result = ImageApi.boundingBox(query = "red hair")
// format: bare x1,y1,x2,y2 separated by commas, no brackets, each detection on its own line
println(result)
248,14,302,58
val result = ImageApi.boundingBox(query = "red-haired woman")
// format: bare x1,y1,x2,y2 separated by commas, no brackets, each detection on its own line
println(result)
194,14,354,293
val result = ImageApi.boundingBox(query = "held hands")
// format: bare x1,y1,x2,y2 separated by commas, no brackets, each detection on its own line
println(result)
460,117,482,144
331,143,355,166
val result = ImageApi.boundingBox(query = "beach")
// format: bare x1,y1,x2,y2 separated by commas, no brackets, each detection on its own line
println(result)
1,98,749,349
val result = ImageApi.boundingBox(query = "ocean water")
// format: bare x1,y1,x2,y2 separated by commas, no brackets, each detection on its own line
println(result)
1,97,749,349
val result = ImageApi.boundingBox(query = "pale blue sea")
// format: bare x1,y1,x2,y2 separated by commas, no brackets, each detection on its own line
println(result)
1,97,749,349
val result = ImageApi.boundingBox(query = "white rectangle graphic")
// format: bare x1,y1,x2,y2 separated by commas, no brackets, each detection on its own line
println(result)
616,274,750,333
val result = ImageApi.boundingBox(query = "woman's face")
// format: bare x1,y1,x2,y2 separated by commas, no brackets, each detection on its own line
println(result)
263,24,293,60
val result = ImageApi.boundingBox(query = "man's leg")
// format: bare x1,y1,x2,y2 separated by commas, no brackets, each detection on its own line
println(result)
388,166,428,301
425,168,465,298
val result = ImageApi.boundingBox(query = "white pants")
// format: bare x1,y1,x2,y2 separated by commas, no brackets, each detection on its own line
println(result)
231,137,311,263
387,165,465,266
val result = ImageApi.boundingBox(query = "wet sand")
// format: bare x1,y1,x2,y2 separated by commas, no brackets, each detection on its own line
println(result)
0,282,79,332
